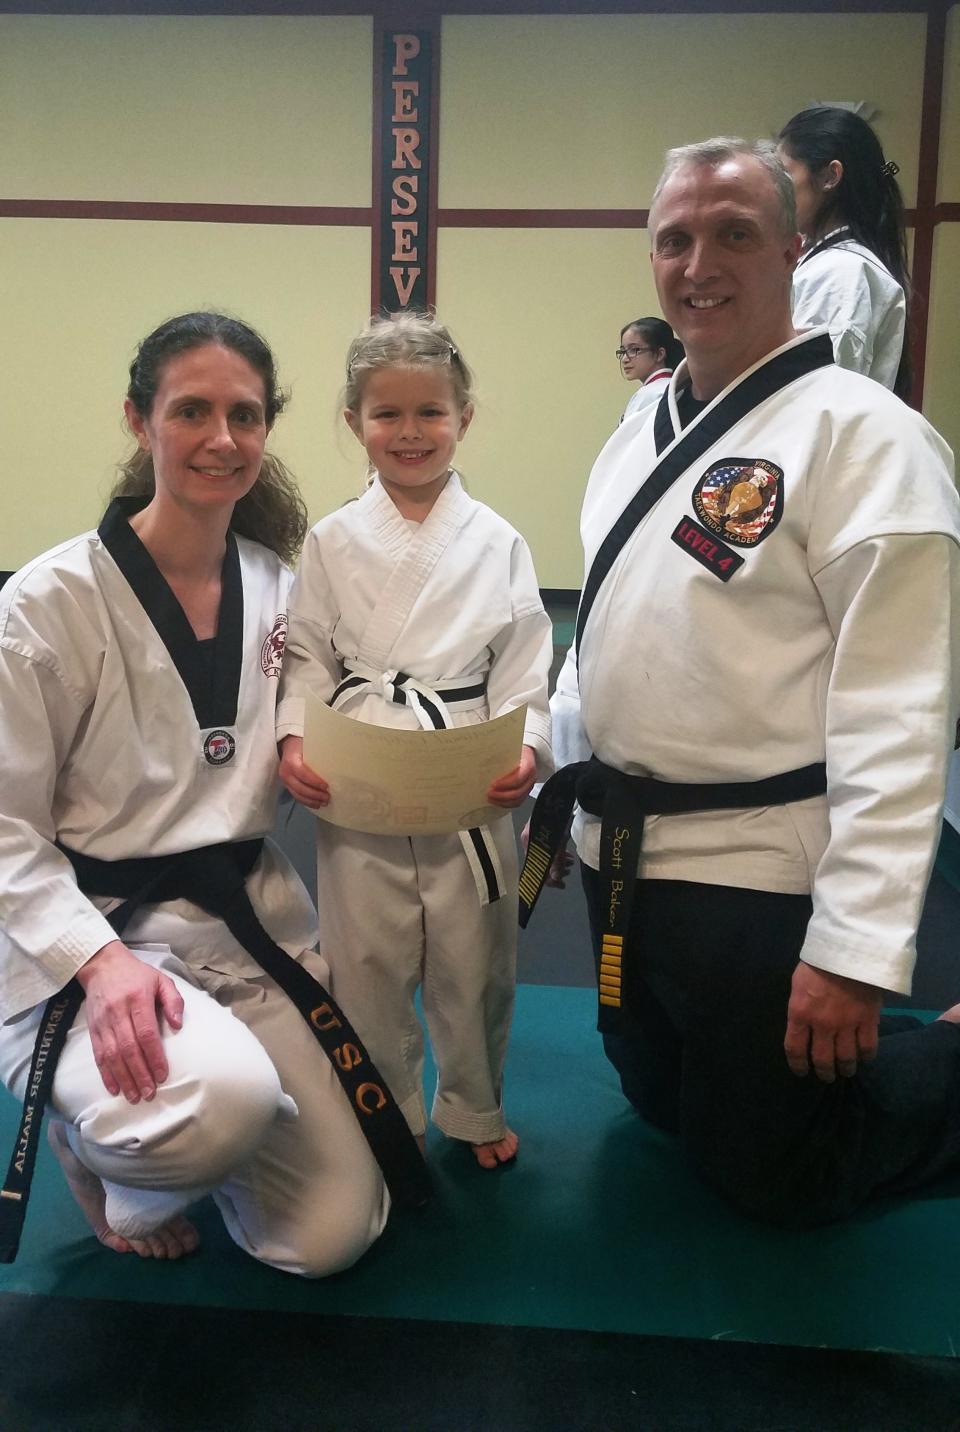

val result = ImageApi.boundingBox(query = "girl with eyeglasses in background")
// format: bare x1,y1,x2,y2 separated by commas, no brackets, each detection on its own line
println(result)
777,106,910,398
617,317,685,424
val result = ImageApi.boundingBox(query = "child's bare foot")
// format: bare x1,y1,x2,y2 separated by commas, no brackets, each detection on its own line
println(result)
47,1122,199,1259
936,1003,960,1025
471,1128,519,1169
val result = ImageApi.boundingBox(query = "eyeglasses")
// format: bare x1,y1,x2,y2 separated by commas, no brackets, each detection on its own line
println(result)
616,345,653,361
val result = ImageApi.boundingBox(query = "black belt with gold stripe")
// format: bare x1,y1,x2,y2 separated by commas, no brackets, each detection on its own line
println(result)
0,837,431,1263
519,757,827,1031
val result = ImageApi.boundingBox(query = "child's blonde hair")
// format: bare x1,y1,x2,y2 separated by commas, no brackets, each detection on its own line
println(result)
344,311,475,413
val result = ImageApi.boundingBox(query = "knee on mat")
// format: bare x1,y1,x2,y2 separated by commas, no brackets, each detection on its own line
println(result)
688,1144,851,1231
268,1188,389,1280
602,1035,680,1134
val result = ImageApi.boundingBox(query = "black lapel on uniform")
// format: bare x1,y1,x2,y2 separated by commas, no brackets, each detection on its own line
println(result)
99,496,244,728
575,334,834,663
796,226,852,269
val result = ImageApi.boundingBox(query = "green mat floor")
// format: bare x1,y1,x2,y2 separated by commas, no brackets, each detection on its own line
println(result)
1,984,957,1360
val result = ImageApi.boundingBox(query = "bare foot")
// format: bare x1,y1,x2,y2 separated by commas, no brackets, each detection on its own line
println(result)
471,1128,519,1169
47,1122,199,1259
936,1003,960,1025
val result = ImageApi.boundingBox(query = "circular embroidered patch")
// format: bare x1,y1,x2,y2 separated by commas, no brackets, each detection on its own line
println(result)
203,729,236,766
261,613,288,678
692,458,784,547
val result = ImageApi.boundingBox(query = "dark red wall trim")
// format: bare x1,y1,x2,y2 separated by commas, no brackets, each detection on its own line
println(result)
0,199,370,225
437,208,925,230
438,208,650,228
2,201,940,230
909,0,948,407
0,0,933,14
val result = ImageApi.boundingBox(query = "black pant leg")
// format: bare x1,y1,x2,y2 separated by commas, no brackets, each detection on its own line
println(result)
582,871,960,1228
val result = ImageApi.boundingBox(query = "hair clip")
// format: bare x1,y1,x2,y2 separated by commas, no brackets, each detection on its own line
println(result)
881,160,900,178
448,343,459,361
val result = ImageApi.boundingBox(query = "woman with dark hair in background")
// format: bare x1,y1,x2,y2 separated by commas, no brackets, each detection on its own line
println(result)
778,105,910,397
618,316,685,423
0,312,402,1275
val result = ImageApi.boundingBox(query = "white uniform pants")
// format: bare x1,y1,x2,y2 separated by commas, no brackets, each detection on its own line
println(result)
0,946,389,1277
314,820,519,1143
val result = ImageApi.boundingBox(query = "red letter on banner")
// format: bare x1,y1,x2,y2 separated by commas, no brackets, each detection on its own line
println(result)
392,222,418,262
390,267,421,305
392,34,420,75
392,80,419,122
391,176,419,215
391,128,421,170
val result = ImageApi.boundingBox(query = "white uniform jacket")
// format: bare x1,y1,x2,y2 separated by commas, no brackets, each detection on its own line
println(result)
566,329,960,995
277,473,553,776
0,498,316,1021
621,370,674,425
792,229,906,390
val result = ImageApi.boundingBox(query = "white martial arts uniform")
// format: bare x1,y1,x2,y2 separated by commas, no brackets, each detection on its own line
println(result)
791,228,906,390
566,329,960,997
620,369,673,425
278,473,553,1141
0,498,388,1274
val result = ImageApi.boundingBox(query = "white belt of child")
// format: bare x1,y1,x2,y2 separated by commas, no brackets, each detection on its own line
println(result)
330,665,507,907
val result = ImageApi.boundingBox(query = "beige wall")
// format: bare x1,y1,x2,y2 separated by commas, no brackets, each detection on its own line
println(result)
0,16,371,205
925,3,960,461
0,14,373,570
0,217,372,567
1,7,957,586
437,226,656,584
439,13,925,208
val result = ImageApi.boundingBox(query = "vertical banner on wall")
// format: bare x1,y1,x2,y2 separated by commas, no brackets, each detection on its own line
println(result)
372,24,437,314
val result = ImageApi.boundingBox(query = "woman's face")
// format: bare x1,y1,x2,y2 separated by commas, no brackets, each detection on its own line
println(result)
778,149,824,239
619,326,663,383
125,344,269,517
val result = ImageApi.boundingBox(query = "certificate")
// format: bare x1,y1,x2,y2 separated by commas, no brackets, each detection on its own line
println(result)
303,693,526,836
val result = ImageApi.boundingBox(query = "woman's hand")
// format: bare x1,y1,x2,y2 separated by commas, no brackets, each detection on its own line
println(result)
279,735,330,809
487,745,538,809
520,819,574,889
75,941,184,1103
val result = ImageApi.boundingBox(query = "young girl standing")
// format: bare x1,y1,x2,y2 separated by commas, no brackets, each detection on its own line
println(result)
278,313,553,1168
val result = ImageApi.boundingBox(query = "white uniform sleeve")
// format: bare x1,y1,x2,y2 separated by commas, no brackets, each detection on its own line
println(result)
800,533,960,994
276,528,343,743
550,642,593,769
0,646,121,985
486,537,554,781
792,260,874,376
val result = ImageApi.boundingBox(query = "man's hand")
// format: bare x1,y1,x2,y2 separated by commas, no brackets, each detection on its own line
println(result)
487,745,537,809
279,735,330,809
76,941,184,1103
784,962,882,1083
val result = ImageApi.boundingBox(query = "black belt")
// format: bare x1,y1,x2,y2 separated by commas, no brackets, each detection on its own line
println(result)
519,757,827,1031
0,837,430,1263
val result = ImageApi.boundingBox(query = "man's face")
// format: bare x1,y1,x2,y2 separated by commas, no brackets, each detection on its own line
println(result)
649,155,801,392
